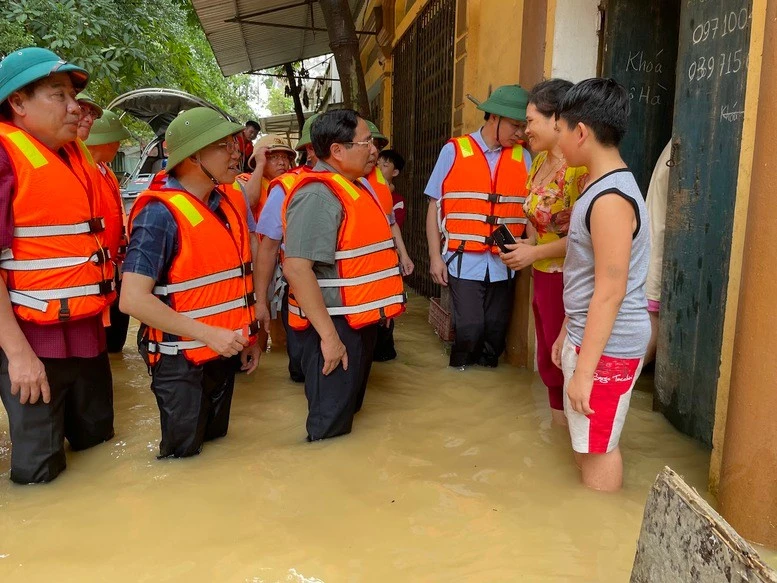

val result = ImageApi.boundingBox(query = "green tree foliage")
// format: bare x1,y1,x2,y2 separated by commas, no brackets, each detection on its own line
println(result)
0,0,255,122
265,86,294,116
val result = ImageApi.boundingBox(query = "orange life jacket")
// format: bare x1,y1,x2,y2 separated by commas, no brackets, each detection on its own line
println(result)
128,179,257,365
281,171,406,331
236,172,269,223
365,167,394,218
93,160,127,271
439,134,529,254
0,123,115,323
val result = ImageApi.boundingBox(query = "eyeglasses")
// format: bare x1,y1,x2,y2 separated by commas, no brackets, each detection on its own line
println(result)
267,152,292,163
214,138,240,153
342,137,375,148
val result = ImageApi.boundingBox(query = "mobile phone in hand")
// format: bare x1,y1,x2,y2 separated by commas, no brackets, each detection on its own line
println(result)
492,224,517,253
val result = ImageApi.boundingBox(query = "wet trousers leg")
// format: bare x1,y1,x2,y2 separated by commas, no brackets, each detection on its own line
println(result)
448,275,513,368
481,277,514,367
531,269,566,409
106,285,130,353
150,354,238,458
373,319,397,362
354,324,378,413
449,275,486,367
294,317,375,441
282,289,305,383
0,351,114,484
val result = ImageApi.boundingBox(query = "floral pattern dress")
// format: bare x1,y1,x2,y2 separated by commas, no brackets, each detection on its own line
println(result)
523,150,589,273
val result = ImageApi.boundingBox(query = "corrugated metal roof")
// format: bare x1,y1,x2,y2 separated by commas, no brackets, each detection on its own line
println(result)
192,0,367,76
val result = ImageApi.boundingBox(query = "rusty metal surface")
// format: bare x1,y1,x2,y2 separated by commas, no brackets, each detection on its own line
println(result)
391,0,456,298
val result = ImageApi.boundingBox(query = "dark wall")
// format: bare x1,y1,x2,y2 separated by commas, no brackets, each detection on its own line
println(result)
657,0,754,444
601,0,681,195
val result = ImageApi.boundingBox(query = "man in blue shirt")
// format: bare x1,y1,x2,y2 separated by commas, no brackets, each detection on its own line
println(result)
425,85,531,368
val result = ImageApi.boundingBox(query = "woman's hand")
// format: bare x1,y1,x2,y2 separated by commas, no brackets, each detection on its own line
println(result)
499,241,537,271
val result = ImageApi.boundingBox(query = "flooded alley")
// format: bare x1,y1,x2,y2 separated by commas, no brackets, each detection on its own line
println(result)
0,295,722,582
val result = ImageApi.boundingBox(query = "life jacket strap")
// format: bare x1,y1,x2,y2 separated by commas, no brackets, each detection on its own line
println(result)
317,266,402,288
146,321,259,356
153,262,252,296
13,217,105,238
333,238,396,260
289,293,406,319
8,280,115,312
179,293,256,319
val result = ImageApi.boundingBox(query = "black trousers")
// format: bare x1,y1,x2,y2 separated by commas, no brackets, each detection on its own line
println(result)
281,289,305,382
0,351,114,484
293,317,377,441
448,274,514,368
149,353,239,458
373,320,397,362
106,286,130,353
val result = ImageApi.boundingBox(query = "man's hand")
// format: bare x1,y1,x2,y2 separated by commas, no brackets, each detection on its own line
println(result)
399,252,415,277
320,331,348,376
429,256,448,286
201,326,249,358
247,146,268,172
567,371,595,416
240,342,261,374
500,241,536,271
255,302,271,334
8,349,50,405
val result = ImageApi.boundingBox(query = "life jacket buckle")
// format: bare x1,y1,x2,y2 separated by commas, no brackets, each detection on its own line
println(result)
485,215,499,225
93,247,111,265
246,293,257,307
98,280,114,295
58,299,70,321
488,194,500,203
242,261,254,276
88,217,106,234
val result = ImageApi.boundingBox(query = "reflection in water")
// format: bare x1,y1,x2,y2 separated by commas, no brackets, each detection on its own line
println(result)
0,295,771,581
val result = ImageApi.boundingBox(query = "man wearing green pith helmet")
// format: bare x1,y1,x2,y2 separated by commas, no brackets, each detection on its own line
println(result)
85,110,133,353
120,107,261,459
425,85,532,369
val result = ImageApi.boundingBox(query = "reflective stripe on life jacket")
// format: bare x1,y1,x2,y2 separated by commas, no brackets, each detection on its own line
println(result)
128,179,257,365
0,123,115,323
94,160,127,271
439,134,529,254
281,170,406,331
366,167,393,219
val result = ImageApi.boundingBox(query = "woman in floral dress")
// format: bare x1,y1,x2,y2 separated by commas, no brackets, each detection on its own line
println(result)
500,79,588,425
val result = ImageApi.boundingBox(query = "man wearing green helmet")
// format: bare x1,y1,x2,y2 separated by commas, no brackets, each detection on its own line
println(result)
76,93,103,141
0,47,115,484
120,107,261,459
84,110,133,353
425,84,532,369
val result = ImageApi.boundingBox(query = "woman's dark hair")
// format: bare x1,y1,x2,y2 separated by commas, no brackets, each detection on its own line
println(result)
245,120,260,130
311,109,361,160
556,78,629,147
528,78,574,118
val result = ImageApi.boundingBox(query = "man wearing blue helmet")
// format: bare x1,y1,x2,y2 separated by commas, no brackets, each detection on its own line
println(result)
0,48,115,484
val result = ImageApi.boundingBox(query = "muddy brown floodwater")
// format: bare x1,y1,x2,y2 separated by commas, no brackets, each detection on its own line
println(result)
0,294,774,582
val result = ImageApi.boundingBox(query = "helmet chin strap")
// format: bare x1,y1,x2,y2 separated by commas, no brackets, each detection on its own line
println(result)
196,156,221,186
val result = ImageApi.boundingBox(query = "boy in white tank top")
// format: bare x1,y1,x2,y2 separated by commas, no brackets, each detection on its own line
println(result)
550,78,650,492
